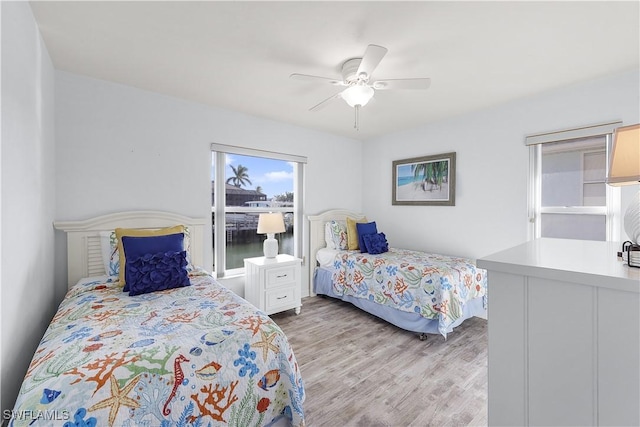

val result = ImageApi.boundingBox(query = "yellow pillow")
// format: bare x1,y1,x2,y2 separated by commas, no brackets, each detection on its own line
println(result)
115,225,185,286
346,216,368,250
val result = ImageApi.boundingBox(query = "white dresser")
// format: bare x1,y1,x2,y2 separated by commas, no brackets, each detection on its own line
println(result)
478,238,640,426
244,254,302,315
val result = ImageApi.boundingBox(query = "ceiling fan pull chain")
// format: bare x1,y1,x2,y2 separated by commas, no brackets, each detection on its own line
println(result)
354,105,360,131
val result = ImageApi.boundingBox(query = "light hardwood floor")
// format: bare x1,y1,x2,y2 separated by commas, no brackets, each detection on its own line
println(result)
271,295,488,427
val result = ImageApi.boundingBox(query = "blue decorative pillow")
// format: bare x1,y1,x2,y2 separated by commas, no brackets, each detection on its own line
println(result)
362,233,389,255
121,233,185,292
126,251,190,296
356,221,378,253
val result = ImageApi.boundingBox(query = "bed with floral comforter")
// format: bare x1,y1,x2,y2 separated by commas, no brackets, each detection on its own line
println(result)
10,273,305,427
325,248,487,337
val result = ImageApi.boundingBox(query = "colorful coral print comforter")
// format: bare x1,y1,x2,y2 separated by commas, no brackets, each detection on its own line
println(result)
331,248,487,337
11,273,305,427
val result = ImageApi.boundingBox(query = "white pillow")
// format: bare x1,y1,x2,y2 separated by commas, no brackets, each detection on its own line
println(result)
99,231,119,277
324,220,347,250
324,222,335,249
316,248,340,267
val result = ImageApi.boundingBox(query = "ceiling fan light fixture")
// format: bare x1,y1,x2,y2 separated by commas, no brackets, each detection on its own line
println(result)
290,44,431,130
342,84,374,108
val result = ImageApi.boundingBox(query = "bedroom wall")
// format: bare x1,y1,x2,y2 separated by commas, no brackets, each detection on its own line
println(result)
362,69,640,261
54,71,363,297
1,1,56,416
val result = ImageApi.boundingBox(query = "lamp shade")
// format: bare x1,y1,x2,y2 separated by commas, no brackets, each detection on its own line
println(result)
257,212,286,234
606,124,640,186
607,123,640,245
342,84,374,107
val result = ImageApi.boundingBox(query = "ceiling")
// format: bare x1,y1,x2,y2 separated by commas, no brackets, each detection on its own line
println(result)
30,1,640,141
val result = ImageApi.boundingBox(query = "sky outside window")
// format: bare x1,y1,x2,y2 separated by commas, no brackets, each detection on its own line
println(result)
212,154,294,199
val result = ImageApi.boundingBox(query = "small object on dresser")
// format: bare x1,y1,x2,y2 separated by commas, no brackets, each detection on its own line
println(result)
621,241,640,268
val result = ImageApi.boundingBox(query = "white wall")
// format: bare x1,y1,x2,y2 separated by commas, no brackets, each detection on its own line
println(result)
1,1,56,415
362,70,640,260
5,8,637,414
55,72,363,296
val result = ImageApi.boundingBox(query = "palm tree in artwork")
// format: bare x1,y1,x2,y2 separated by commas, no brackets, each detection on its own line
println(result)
412,161,448,191
226,164,252,188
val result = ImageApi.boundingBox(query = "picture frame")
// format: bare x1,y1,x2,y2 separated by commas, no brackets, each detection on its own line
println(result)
392,152,456,206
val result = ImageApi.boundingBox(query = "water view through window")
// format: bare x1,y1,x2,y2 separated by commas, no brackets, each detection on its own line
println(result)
212,153,295,271
225,232,294,269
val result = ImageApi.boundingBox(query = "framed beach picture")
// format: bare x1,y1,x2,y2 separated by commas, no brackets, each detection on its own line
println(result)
392,152,456,206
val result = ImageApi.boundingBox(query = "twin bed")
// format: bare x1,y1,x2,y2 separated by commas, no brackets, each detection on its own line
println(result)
309,209,487,339
10,211,305,427
11,208,486,426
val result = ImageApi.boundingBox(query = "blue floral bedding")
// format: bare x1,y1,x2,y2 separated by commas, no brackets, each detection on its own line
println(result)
330,248,487,337
10,273,305,427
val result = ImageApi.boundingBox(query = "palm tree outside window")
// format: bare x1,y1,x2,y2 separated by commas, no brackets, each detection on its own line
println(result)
226,164,252,188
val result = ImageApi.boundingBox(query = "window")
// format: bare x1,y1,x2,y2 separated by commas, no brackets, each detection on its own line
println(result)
211,144,306,277
527,122,621,242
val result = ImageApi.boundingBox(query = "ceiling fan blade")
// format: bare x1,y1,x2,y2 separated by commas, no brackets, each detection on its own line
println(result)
290,73,345,86
372,78,431,90
356,44,388,79
309,91,344,112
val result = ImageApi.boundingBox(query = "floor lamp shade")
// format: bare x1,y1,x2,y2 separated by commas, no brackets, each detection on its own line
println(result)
257,213,286,258
606,124,640,244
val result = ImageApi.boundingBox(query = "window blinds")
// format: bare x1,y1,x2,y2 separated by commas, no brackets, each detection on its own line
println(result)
524,121,622,146
210,143,307,164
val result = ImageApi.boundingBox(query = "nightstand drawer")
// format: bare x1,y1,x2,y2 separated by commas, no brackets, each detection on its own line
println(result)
265,266,296,288
265,287,296,310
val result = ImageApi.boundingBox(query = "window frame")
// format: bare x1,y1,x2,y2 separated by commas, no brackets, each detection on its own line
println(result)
211,144,306,278
527,122,622,242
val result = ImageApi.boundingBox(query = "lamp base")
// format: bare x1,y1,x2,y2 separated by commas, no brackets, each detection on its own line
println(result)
263,234,279,258
624,189,640,245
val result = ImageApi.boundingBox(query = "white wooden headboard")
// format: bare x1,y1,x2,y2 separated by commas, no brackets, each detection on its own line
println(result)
307,209,366,292
54,211,207,289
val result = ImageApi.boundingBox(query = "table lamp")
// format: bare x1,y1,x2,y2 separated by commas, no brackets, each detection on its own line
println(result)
606,123,640,266
257,212,286,258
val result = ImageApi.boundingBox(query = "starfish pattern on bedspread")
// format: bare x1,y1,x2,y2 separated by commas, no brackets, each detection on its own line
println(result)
88,374,140,425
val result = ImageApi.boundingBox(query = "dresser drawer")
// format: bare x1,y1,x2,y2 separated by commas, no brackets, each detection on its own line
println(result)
265,265,296,288
265,287,296,311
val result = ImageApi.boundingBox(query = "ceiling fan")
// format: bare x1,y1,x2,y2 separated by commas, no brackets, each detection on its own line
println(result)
290,44,431,130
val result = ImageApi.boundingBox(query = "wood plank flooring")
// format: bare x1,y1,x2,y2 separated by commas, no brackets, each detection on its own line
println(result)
271,295,488,427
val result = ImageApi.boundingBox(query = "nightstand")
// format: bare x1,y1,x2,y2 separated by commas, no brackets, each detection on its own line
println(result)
244,254,302,315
